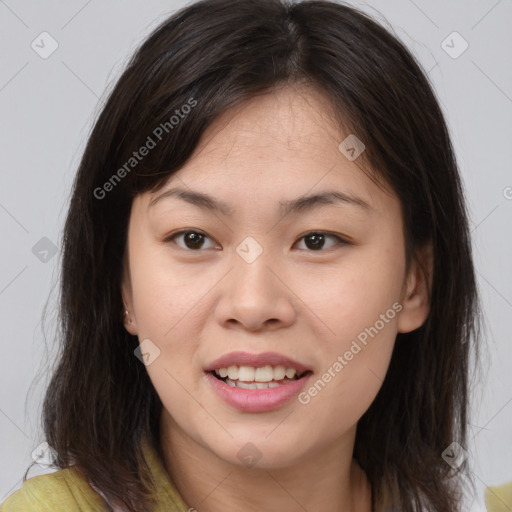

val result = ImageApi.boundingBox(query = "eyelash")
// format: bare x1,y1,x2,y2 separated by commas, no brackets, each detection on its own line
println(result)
164,229,350,252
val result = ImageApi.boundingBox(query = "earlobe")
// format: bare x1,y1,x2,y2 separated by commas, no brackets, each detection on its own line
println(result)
121,260,138,336
397,242,433,334
122,301,138,336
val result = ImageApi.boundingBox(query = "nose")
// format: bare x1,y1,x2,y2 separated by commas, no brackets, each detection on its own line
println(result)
213,246,297,332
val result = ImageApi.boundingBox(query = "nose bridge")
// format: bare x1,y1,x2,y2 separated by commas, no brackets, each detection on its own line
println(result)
214,234,296,330
231,234,278,299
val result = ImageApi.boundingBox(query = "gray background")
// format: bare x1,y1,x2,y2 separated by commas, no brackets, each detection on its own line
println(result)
1,0,511,510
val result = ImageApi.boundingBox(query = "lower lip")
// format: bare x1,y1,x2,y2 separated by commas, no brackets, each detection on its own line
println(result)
205,371,312,413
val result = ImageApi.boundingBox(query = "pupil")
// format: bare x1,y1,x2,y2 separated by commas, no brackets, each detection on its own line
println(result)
185,232,204,249
305,233,324,250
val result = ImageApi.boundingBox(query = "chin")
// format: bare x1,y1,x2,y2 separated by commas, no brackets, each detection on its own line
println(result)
210,433,311,470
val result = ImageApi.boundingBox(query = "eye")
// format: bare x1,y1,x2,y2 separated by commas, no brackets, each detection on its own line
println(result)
294,231,349,251
164,229,349,252
165,230,219,251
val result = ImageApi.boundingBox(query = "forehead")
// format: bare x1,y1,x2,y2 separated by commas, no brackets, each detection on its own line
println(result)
144,85,397,218
191,85,345,165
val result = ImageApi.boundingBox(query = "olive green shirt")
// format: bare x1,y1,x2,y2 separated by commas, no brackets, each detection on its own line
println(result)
485,480,512,512
0,440,189,511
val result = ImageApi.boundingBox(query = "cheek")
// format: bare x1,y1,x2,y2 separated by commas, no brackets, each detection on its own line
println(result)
127,245,209,405
293,245,405,341
129,243,207,336
142,360,207,449
293,245,403,419
297,313,397,437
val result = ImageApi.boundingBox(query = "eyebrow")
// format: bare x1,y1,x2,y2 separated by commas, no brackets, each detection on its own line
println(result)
148,187,374,216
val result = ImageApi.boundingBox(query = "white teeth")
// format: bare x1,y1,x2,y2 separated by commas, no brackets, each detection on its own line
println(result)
236,380,258,390
285,368,296,379
273,365,286,380
237,366,255,381
214,364,302,383
254,365,273,382
227,365,239,380
224,377,295,389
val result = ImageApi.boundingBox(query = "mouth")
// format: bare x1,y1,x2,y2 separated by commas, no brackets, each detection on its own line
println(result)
203,351,313,412
209,365,312,390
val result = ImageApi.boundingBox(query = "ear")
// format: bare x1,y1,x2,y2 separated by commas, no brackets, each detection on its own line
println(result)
397,241,433,333
121,252,138,336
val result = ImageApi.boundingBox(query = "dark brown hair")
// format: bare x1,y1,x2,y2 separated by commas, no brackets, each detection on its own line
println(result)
27,0,482,510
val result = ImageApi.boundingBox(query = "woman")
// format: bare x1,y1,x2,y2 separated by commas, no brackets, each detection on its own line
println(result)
1,0,490,511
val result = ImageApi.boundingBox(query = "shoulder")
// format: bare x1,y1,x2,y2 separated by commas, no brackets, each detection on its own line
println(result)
0,467,107,512
485,480,512,512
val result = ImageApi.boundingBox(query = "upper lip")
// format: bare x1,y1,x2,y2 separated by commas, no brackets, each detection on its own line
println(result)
204,351,312,374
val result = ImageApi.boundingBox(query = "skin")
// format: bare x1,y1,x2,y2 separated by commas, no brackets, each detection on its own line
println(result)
122,83,432,512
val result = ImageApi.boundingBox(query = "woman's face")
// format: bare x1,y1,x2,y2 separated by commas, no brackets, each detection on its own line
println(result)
122,85,430,469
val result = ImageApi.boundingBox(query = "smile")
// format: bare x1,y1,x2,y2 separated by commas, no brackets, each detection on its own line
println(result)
206,367,312,413
211,364,307,389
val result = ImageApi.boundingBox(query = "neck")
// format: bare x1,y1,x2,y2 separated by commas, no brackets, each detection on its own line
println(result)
159,410,372,512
